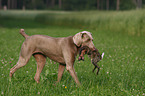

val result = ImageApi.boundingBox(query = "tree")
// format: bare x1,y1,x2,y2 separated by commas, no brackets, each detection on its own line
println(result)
97,0,100,10
137,0,142,8
12,0,14,9
133,0,137,7
46,0,49,8
106,0,109,10
15,0,17,9
59,0,62,9
116,0,120,10
51,0,55,8
23,0,26,10
8,0,11,9
1,0,144,10
100,0,104,10
32,0,36,9
0,0,2,9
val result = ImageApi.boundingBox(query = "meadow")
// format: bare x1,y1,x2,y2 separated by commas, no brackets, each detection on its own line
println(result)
0,10,145,96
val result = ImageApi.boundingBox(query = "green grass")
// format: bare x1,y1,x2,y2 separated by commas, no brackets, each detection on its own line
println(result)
0,10,145,96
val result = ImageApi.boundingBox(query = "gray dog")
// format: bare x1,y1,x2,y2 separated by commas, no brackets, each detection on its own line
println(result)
9,29,95,85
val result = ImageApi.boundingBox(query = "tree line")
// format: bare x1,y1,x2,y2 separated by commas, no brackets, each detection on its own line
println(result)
0,0,144,10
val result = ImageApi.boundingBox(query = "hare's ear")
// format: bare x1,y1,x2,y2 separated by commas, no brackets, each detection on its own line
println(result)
101,52,104,59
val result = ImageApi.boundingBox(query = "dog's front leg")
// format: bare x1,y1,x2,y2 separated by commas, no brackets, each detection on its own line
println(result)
62,47,80,85
66,64,81,86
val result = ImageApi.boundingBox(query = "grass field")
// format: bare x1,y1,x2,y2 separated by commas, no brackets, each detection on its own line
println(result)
0,10,145,96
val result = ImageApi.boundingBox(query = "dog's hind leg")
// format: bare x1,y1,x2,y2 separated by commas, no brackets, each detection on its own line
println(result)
33,54,46,83
9,55,31,77
10,41,34,78
56,63,66,83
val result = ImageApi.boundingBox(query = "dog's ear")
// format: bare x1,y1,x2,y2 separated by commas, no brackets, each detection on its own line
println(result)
73,32,82,47
81,31,93,41
81,33,87,38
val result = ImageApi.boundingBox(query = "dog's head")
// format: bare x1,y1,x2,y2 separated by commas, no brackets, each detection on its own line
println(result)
73,31,95,51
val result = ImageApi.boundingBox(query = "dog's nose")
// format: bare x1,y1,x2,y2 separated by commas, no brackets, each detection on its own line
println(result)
92,48,96,51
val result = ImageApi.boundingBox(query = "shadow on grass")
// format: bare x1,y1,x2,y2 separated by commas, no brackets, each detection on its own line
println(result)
0,14,88,30
0,15,48,29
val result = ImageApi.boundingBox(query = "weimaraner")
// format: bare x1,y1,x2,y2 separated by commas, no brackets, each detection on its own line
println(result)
9,29,95,85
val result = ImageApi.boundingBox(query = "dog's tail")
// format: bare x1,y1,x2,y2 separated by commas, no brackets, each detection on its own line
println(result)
20,29,29,39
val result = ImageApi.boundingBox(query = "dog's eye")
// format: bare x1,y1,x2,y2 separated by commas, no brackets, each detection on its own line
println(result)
87,39,90,41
